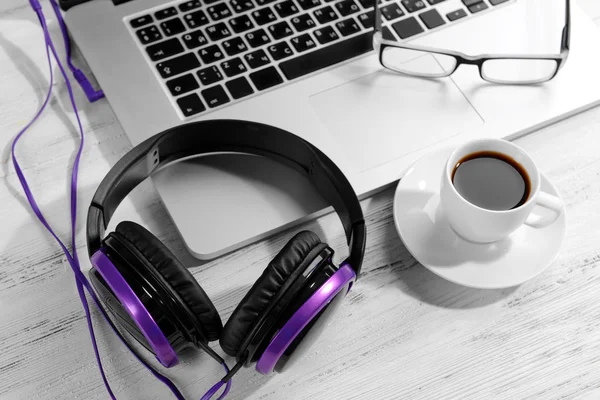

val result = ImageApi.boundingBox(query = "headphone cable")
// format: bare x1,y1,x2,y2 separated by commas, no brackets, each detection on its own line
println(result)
49,0,104,102
13,2,231,399
200,361,243,400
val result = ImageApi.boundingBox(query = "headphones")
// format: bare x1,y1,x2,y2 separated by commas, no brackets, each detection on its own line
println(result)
86,120,366,379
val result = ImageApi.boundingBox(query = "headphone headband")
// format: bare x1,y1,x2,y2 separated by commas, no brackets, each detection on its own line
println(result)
86,120,365,275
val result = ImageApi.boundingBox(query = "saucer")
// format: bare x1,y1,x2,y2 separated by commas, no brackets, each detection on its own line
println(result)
393,147,566,289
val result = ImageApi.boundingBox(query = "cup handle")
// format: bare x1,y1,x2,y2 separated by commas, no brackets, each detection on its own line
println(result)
524,191,563,229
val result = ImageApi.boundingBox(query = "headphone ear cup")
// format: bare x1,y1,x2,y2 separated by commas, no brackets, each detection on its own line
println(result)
220,231,323,358
114,221,223,342
89,245,180,367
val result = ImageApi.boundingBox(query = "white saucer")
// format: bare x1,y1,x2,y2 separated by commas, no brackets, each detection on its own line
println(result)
393,147,566,289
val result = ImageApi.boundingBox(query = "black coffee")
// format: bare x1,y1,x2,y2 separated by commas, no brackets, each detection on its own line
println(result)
452,151,531,211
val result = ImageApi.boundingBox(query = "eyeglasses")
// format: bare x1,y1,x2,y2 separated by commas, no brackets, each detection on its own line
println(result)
373,0,571,85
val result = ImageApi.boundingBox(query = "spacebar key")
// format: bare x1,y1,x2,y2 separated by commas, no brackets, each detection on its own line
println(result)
279,32,373,80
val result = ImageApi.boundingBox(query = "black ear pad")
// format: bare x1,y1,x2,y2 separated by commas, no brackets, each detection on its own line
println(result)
115,221,223,341
220,231,322,357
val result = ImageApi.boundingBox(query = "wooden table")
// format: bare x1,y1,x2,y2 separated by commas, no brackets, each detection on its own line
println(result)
2,1,600,399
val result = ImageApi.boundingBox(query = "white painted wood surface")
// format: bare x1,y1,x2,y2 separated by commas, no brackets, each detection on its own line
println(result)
2,1,600,399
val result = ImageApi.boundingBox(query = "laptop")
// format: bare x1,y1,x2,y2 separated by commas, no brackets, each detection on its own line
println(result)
61,0,600,259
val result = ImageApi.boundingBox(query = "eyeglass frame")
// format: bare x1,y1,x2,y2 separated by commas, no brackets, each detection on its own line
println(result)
372,0,571,84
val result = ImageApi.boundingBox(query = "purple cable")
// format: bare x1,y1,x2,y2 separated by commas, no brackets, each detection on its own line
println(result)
48,0,104,102
13,2,233,399
200,364,233,400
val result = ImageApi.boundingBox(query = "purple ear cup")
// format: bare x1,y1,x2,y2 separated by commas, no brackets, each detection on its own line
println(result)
91,250,179,368
255,263,355,374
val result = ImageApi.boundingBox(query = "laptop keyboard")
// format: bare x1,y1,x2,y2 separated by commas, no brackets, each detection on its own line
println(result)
125,0,511,119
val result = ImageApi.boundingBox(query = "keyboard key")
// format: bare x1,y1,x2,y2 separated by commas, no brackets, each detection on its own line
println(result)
268,21,294,39
245,29,271,47
401,0,426,12
468,2,487,13
201,85,230,108
252,7,277,25
179,0,202,11
280,31,371,80
256,0,278,5
177,93,206,116
298,0,321,9
392,16,423,38
382,26,395,40
249,66,283,90
221,57,247,76
160,18,186,36
226,76,254,99
130,15,153,28
146,38,185,61
208,3,232,20
335,18,360,36
335,0,360,16
291,14,316,32
419,8,444,28
380,3,404,20
199,44,225,63
290,33,316,52
206,22,232,40
166,73,200,96
313,25,339,44
268,41,294,60
231,0,255,12
427,0,445,4
275,0,300,18
156,53,201,78
313,6,338,25
358,0,380,8
205,0,221,4
490,0,509,5
155,7,178,20
184,10,209,28
244,49,271,68
357,11,374,28
461,0,480,6
230,15,255,33
197,65,224,85
182,30,209,49
446,8,467,21
222,37,248,55
136,26,163,45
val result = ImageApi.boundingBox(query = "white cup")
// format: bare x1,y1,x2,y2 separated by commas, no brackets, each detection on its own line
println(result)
440,139,563,243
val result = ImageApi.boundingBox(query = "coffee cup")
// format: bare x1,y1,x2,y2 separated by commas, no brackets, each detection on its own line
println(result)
440,139,563,243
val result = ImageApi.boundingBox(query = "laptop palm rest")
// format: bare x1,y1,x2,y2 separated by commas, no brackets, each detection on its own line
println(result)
309,57,484,174
154,154,328,260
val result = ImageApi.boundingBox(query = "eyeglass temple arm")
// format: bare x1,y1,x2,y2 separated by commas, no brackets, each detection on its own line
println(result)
561,0,570,52
373,0,382,33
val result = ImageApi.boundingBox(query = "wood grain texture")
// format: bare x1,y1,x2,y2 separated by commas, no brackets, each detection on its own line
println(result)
1,1,600,399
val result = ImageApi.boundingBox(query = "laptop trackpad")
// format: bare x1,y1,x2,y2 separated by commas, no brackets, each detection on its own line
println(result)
309,59,484,173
